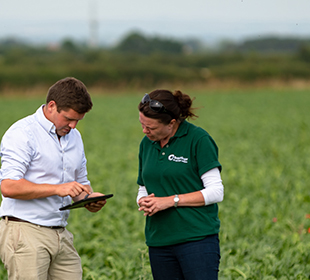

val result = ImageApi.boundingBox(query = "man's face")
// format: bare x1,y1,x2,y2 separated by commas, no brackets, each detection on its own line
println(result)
54,108,85,136
45,101,85,137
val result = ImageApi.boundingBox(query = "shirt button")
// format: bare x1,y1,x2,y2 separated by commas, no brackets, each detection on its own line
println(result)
166,145,169,148
162,152,165,155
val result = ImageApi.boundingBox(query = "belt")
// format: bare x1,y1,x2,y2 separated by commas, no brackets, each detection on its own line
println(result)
2,216,64,229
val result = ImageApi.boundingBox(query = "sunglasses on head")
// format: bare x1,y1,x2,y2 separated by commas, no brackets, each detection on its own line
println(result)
141,94,175,119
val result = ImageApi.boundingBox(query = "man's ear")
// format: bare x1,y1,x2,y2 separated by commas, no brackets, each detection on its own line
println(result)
43,101,58,121
46,101,57,112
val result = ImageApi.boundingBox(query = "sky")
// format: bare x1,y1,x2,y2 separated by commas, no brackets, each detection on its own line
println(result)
1,0,310,46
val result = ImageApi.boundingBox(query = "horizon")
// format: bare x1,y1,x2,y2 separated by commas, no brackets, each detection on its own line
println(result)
1,0,310,47
1,19,310,48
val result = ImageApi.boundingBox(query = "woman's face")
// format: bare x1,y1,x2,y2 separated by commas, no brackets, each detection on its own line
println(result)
139,112,173,142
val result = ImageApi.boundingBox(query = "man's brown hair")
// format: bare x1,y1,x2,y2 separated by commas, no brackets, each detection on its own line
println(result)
46,77,93,114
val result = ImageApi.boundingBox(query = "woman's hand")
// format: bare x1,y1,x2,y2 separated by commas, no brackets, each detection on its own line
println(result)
138,191,206,216
138,193,174,216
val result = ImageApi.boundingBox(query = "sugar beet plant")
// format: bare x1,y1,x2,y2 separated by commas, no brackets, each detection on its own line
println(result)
0,87,310,279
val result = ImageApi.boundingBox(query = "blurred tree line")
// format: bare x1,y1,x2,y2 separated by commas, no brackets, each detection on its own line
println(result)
0,31,310,90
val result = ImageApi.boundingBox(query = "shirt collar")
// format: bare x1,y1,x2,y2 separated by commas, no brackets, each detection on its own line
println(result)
172,120,189,138
35,105,57,134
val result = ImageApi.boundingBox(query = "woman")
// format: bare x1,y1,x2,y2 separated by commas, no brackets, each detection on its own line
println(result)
136,89,224,280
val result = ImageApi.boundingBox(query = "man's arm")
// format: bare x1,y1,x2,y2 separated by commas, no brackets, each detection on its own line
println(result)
0,178,91,200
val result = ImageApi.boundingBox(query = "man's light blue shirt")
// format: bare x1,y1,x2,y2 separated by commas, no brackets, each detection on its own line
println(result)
0,105,90,227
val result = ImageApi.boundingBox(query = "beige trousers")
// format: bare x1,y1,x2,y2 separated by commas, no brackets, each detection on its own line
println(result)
0,218,82,280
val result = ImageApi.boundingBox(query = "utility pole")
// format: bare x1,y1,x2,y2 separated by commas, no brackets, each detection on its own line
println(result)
89,0,99,48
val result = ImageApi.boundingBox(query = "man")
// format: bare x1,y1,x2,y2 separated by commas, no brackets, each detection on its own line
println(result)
0,77,106,280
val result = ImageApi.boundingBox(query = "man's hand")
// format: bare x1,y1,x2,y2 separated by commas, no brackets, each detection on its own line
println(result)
57,182,91,198
84,192,107,212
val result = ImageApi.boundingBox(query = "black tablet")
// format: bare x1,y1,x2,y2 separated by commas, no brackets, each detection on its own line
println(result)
59,194,113,211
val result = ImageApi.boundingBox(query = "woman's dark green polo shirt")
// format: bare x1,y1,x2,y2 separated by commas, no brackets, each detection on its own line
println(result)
137,120,222,247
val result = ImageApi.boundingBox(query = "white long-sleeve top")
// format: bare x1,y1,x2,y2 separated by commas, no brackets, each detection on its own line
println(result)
136,167,224,206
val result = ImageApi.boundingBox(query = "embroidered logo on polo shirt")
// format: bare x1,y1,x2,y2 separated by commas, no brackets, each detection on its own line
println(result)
168,154,188,164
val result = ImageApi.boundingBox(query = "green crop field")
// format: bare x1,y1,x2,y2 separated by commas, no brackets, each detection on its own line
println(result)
1,87,310,279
